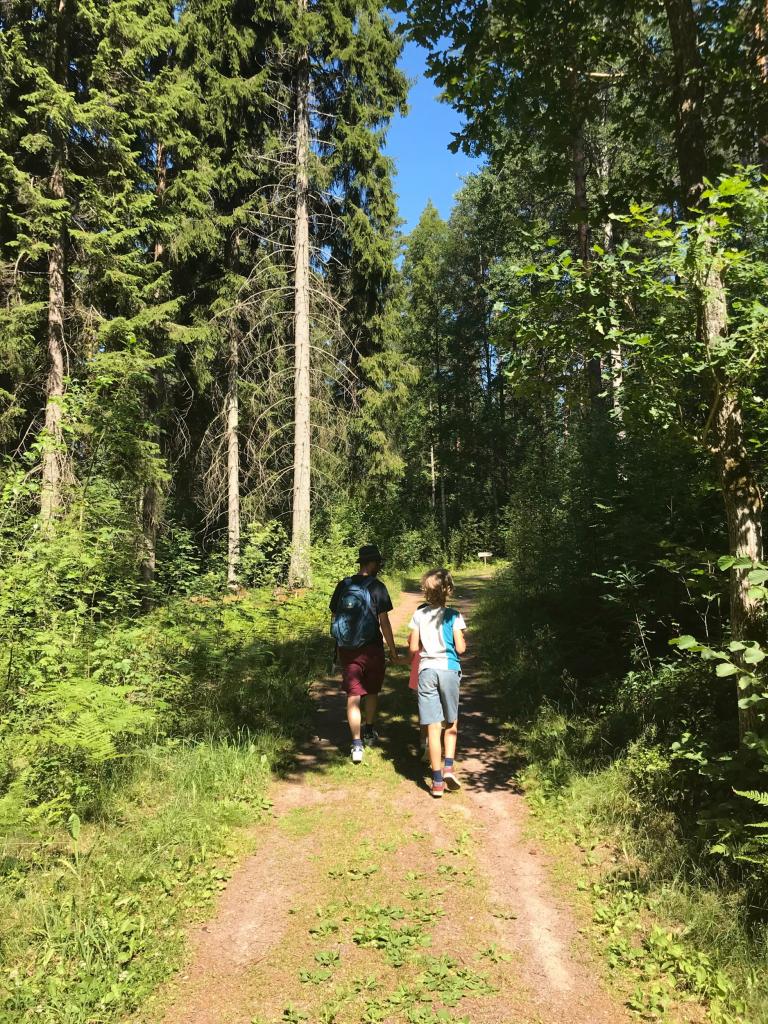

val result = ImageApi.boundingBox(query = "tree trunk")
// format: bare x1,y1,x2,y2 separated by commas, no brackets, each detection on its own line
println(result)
226,327,241,589
717,389,764,639
40,0,71,525
755,0,768,164
40,164,67,525
141,483,158,592
663,0,708,206
439,471,447,546
152,141,167,266
609,345,624,432
573,122,590,266
429,442,436,511
665,0,765,737
141,141,168,599
570,84,602,405
288,3,312,589
434,328,448,545
602,218,625,436
705,270,764,734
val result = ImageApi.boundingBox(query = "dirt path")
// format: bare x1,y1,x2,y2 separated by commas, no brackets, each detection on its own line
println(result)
139,571,630,1024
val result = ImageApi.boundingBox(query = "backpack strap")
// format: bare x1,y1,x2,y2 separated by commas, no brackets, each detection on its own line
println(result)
359,575,378,623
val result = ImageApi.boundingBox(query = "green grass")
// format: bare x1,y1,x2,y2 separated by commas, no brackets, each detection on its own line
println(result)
0,736,285,1023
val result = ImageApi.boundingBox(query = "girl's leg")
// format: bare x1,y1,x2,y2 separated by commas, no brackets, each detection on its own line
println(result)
419,724,430,762
427,722,443,771
443,720,458,762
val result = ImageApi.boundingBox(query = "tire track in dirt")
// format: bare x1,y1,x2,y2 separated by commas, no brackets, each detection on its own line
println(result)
450,576,629,1023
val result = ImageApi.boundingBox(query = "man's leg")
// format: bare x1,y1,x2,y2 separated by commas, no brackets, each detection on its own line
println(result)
362,647,385,744
347,695,362,740
364,693,378,726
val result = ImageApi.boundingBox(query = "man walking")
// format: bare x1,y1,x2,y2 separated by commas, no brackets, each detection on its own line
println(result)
330,545,401,763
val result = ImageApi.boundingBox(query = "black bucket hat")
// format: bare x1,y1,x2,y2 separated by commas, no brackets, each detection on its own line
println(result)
358,544,383,565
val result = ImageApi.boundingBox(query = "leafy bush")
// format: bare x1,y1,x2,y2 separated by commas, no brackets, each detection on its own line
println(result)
388,521,444,569
448,512,486,566
240,518,290,587
154,520,204,596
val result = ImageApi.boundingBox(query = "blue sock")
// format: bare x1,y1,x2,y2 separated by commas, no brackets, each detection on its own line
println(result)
352,738,363,747
432,769,443,783
444,757,454,770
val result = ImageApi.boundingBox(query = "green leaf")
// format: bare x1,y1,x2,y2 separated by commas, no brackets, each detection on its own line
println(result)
743,647,766,665
715,662,738,677
734,789,768,807
738,693,766,709
672,635,698,650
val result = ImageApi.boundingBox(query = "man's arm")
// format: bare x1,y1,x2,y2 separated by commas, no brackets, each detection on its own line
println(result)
379,612,402,663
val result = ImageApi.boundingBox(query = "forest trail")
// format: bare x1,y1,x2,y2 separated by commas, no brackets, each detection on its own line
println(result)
142,572,630,1024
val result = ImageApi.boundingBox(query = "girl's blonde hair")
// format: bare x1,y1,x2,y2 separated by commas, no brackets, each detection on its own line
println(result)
421,567,454,607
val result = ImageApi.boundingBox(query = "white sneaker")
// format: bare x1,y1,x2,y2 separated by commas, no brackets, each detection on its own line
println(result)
351,743,364,764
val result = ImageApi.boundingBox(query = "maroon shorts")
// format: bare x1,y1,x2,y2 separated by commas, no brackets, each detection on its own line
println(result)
339,644,386,697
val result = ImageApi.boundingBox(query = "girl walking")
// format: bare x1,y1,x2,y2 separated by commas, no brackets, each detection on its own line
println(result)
407,569,467,798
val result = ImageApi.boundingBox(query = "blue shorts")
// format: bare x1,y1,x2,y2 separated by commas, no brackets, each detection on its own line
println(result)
417,667,461,726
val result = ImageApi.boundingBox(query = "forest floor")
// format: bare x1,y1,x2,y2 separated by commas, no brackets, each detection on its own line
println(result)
134,571,631,1024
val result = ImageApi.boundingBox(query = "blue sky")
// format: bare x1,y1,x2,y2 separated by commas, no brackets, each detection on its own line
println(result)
385,41,482,237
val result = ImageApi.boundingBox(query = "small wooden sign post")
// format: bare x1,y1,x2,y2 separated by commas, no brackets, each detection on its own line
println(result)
477,551,493,566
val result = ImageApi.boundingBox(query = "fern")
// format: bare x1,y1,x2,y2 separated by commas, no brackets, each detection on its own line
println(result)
727,790,768,866
733,789,768,808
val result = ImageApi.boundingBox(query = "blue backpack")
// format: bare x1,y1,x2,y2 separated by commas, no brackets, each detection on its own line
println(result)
331,576,380,649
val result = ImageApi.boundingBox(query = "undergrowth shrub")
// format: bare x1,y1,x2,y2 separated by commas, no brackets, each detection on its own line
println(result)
0,487,337,825
239,518,290,587
0,581,328,825
476,558,768,1022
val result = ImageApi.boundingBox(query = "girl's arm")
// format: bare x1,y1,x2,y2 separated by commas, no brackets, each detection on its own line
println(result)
408,627,420,657
453,624,466,655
